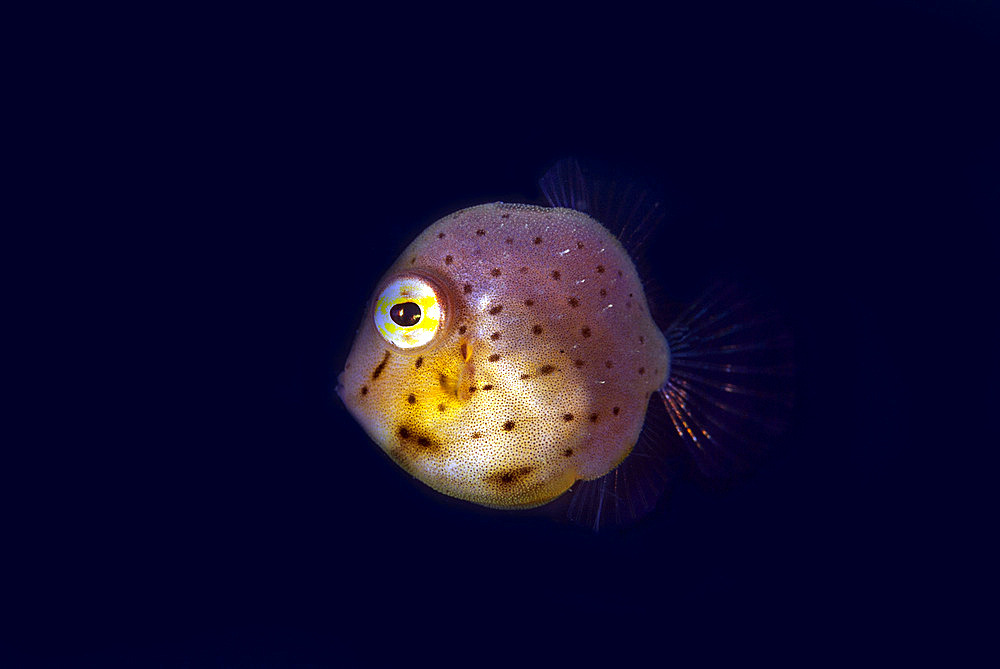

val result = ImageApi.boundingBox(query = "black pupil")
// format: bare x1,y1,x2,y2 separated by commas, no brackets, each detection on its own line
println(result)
390,302,422,327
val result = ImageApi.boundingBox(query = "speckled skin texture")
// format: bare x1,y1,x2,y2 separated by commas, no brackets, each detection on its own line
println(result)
337,203,669,509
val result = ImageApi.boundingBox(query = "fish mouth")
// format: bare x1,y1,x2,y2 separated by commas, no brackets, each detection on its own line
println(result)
334,370,347,405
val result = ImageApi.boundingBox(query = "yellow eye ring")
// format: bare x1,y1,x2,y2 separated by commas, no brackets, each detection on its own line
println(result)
372,273,448,351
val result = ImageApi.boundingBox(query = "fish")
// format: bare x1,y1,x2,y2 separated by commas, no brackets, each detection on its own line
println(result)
336,160,792,529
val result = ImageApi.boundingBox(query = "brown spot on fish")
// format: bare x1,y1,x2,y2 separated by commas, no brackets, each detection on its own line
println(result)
481,384,494,391
445,255,453,265
476,229,486,236
484,466,533,486
519,373,531,380
458,325,467,334
605,360,614,368
562,413,574,421
532,325,543,335
361,385,368,395
438,403,446,412
538,364,556,375
438,232,446,239
490,332,501,340
563,448,574,457
524,299,534,307
533,236,543,244
488,354,501,362
638,367,646,375
576,241,584,249
463,283,472,294
415,357,423,369
519,266,528,273
596,264,605,273
505,237,513,244
407,393,416,404
503,420,515,431
581,327,591,338
573,359,585,368
589,413,599,423
491,268,501,276
500,213,510,219
568,297,579,308
600,288,607,297
550,270,561,280
613,406,621,415
371,351,391,380
471,431,483,439
488,304,503,315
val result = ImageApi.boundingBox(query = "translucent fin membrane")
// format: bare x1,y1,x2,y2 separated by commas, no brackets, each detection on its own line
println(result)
660,284,795,479
565,402,678,531
539,159,665,253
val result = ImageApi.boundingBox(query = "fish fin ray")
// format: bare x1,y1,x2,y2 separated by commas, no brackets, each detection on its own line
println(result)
660,283,795,478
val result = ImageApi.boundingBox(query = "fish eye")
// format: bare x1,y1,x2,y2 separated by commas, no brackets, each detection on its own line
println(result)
373,274,446,350
390,302,422,327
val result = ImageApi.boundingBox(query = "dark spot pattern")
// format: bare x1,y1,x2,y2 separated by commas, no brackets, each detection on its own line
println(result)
407,394,416,404
438,232,445,239
613,406,621,415
596,265,605,273
581,327,591,338
488,354,501,362
481,384,494,391
573,359,585,367
563,448,574,457
488,305,503,315
568,297,579,308
562,413,574,422
491,268,501,276
534,237,542,244
415,357,423,369
445,255,453,265
503,421,515,431
361,385,368,395
524,299,534,307
371,351,391,380
458,325,467,335
438,403,446,412
532,325,543,335
463,283,472,294
538,365,556,375
550,270,560,280
589,413,599,423
476,229,485,236
490,332,501,340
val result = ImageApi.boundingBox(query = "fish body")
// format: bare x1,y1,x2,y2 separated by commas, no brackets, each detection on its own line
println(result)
337,161,791,527
338,203,668,509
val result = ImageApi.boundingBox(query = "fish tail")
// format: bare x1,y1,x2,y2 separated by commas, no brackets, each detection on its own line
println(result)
659,283,795,478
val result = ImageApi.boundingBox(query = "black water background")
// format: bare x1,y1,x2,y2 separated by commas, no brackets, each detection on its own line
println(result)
5,2,996,667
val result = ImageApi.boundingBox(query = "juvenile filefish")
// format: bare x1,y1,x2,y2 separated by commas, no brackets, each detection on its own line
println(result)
336,161,791,529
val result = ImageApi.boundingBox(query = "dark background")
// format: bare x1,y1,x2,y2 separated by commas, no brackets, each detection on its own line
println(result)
5,1,996,667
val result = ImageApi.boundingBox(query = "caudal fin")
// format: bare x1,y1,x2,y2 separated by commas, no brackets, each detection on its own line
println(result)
660,284,795,479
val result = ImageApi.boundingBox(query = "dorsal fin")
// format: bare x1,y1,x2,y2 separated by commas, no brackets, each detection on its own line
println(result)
539,158,666,252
